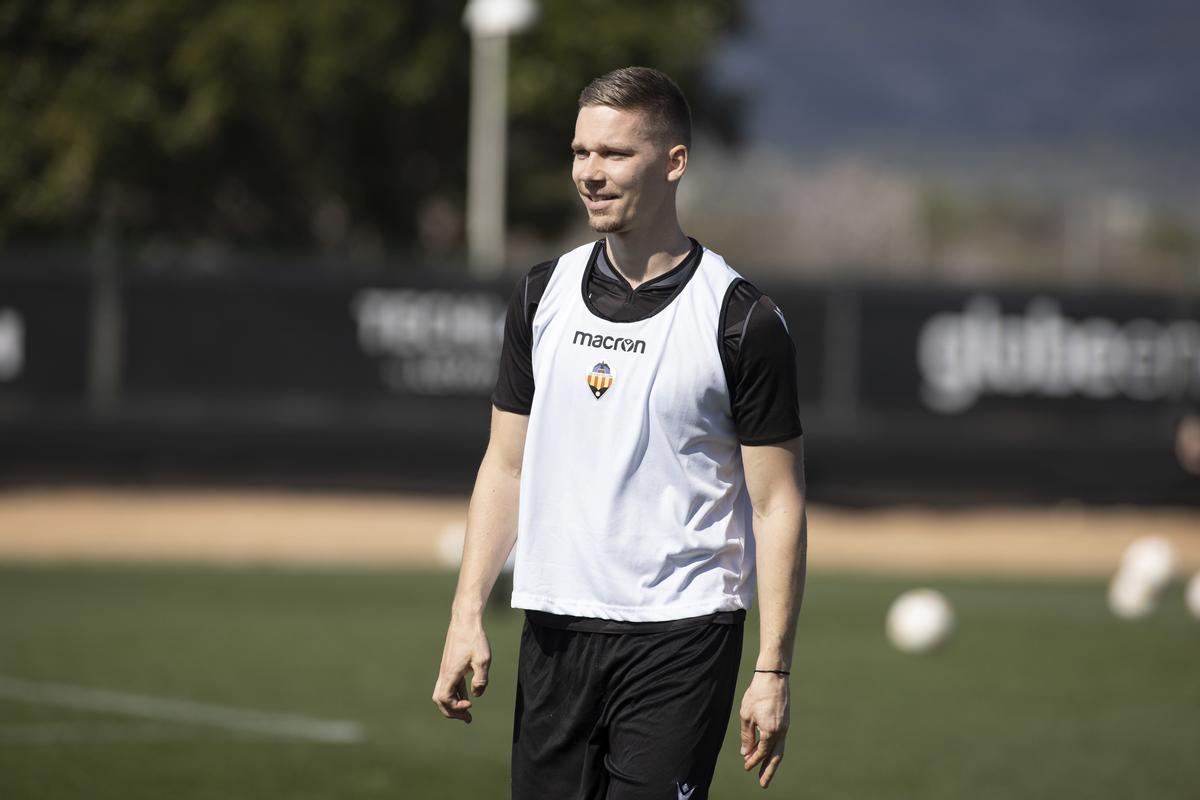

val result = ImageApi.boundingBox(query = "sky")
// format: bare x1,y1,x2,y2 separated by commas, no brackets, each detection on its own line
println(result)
712,0,1200,189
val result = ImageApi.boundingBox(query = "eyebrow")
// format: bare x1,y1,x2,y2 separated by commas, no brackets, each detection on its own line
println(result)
570,142,637,154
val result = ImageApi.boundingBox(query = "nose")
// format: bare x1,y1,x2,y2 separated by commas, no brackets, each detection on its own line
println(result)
576,153,604,185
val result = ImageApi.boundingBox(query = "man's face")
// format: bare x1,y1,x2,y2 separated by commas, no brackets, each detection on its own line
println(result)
571,105,676,234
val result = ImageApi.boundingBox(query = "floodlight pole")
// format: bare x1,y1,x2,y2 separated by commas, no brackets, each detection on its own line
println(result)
466,33,509,276
463,0,537,278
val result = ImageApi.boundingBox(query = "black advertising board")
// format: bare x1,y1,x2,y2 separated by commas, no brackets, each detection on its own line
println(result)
1,256,1195,502
857,286,1200,417
0,275,91,402
123,277,508,401
122,275,826,408
348,283,508,399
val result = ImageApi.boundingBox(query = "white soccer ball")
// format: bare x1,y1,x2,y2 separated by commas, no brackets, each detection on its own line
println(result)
1186,572,1200,621
886,589,955,654
1108,570,1157,619
1120,537,1177,591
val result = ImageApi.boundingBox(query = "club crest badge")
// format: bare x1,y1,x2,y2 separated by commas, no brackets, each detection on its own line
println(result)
586,362,613,399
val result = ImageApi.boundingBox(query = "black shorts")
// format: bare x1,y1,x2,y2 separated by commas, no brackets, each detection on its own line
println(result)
511,610,745,800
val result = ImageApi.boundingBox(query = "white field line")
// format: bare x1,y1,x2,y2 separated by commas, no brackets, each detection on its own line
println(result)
0,675,364,743
0,721,225,743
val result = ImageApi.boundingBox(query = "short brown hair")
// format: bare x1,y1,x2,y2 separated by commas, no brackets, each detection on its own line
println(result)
578,67,692,148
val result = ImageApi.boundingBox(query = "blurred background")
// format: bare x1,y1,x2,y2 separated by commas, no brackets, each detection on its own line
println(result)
0,2,1197,798
0,0,1197,500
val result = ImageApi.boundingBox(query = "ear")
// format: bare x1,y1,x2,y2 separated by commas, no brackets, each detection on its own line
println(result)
666,144,688,183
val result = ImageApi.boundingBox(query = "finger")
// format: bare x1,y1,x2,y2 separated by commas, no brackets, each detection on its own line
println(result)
471,657,491,697
432,677,473,722
433,692,469,720
744,730,773,770
738,714,754,758
758,736,787,787
453,677,474,723
759,752,784,788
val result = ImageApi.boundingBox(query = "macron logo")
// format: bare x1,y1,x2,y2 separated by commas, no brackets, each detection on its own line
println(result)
677,781,697,800
573,329,647,354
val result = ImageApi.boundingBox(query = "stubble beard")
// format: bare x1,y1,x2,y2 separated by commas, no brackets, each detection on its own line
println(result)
585,206,627,234
588,215,622,233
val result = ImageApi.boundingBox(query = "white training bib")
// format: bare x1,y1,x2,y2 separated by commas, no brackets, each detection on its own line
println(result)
511,240,756,621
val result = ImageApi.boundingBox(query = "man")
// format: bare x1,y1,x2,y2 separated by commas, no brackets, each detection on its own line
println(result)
433,66,807,798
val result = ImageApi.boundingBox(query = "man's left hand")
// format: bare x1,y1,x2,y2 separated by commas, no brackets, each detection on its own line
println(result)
738,671,790,788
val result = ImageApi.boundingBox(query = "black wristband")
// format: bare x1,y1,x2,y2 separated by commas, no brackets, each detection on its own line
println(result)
754,668,790,676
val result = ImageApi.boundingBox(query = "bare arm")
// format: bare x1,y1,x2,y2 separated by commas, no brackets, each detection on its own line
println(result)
431,406,528,723
737,436,808,788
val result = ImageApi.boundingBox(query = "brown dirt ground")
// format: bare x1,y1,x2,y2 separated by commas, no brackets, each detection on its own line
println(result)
0,488,1197,577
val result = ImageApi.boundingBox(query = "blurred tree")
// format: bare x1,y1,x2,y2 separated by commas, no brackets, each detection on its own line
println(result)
0,0,744,262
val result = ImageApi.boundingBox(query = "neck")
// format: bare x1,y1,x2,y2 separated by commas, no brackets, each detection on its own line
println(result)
604,222,691,289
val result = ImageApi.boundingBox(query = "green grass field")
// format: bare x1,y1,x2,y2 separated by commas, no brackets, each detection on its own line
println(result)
1,564,1197,799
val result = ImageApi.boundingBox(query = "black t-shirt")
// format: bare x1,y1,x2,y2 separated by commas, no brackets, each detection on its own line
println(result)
492,238,803,445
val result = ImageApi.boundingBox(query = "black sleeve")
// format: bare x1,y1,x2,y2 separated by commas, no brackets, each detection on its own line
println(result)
720,281,804,445
491,259,557,414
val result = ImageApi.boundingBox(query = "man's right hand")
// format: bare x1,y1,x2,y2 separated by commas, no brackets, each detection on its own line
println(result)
432,617,492,724
432,408,526,723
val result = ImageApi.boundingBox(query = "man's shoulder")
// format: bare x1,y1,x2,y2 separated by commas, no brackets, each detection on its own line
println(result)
718,275,791,341
510,257,558,306
696,244,751,290
524,257,558,284
511,251,573,327
691,246,778,314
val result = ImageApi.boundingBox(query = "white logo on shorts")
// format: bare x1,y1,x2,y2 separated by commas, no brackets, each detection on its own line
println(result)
677,781,697,800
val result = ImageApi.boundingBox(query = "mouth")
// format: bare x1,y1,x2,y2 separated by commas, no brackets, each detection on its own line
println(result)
582,193,618,211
